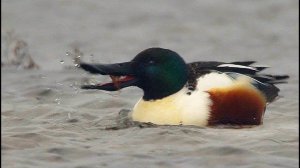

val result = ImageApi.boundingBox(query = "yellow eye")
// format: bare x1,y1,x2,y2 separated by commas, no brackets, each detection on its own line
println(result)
149,60,155,64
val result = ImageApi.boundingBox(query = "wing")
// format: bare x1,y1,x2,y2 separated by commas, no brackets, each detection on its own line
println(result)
187,61,289,102
187,61,264,76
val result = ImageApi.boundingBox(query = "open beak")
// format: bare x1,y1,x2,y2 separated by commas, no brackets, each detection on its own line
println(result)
80,62,138,91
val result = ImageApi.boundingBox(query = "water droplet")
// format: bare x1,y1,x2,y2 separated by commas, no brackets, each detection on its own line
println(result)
54,98,61,105
60,60,65,64
74,63,79,67
69,84,78,91
66,52,70,56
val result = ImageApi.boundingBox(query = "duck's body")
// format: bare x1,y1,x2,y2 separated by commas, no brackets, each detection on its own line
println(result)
80,48,289,127
132,72,266,126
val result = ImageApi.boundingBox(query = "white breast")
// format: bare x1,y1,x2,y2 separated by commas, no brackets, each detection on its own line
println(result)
131,72,235,126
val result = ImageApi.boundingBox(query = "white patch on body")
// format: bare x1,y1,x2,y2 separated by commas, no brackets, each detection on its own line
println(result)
218,64,257,71
196,72,234,91
131,72,239,126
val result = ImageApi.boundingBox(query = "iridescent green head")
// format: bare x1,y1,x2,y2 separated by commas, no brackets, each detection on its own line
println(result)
131,48,188,100
80,48,188,100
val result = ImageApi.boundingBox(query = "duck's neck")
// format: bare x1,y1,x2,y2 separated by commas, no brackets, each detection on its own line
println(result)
142,85,185,101
141,78,188,101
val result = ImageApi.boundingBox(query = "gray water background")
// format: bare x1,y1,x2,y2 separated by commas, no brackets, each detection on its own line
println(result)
2,1,299,168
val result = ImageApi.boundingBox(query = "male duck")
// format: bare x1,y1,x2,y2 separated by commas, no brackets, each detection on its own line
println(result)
80,48,289,127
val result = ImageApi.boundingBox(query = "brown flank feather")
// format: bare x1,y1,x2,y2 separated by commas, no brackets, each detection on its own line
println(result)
207,84,266,125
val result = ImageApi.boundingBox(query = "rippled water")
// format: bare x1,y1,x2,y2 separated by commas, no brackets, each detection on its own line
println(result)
2,0,299,168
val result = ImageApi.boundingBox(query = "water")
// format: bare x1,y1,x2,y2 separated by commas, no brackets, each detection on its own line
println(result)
1,0,298,168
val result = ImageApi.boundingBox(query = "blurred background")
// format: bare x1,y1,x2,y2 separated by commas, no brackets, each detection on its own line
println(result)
2,0,298,72
2,1,299,168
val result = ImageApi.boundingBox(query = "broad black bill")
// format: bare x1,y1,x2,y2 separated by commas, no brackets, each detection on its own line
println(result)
80,62,138,91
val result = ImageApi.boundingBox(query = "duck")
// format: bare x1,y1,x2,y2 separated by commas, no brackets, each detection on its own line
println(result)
79,47,289,127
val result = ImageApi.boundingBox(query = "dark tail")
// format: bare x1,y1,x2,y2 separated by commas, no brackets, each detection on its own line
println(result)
251,74,289,102
225,72,289,103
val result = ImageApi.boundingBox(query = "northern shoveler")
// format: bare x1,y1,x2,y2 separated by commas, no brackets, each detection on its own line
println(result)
80,48,289,127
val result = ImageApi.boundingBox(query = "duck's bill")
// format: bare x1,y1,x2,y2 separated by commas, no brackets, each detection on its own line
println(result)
80,62,139,91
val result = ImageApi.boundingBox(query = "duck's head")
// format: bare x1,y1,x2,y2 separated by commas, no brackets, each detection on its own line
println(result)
80,48,188,100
